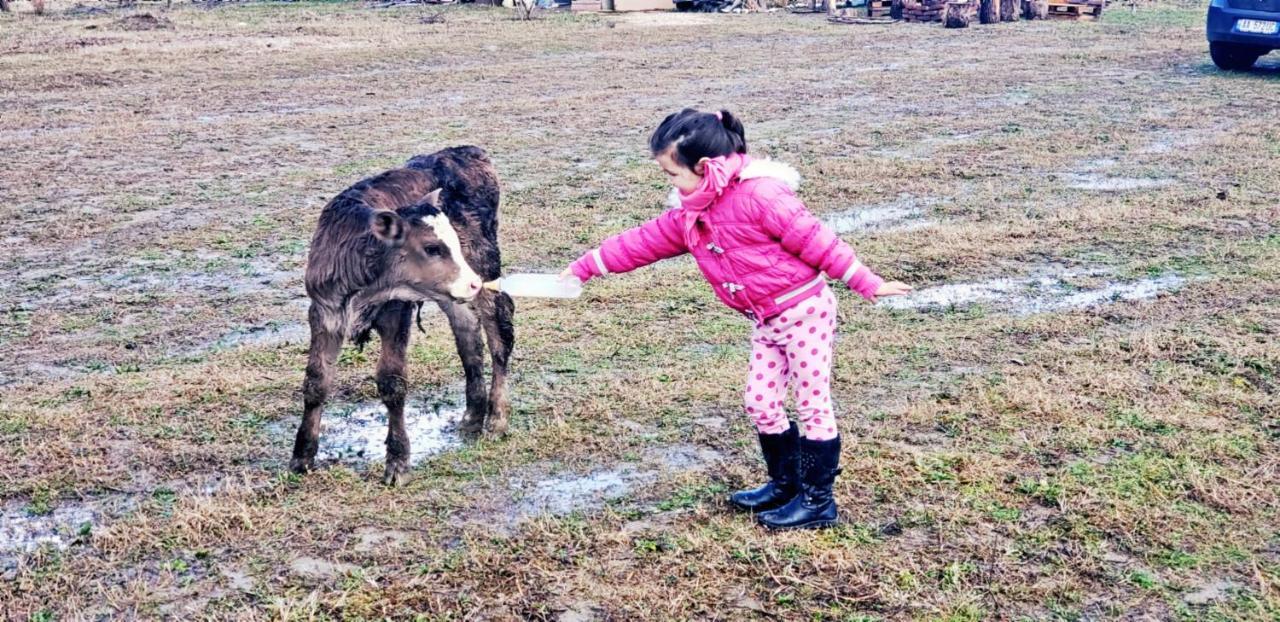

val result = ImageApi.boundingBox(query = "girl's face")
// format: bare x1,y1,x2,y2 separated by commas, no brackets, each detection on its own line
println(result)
656,149,705,194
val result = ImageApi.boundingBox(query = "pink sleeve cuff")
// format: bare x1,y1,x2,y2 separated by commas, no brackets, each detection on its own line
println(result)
569,249,603,282
845,264,884,301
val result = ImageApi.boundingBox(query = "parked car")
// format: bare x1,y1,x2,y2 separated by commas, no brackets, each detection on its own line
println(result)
1208,0,1280,70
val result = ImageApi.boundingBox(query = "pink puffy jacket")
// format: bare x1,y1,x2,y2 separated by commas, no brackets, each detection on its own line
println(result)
569,159,884,322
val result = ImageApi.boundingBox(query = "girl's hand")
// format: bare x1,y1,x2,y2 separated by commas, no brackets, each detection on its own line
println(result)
559,268,575,281
872,281,913,302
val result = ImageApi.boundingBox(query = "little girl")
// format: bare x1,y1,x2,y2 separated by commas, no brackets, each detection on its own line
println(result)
563,109,911,530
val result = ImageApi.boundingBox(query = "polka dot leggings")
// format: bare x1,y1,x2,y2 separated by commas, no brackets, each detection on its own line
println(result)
744,286,840,441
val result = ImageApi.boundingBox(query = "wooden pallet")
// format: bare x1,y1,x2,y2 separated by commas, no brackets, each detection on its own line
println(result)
867,0,892,16
1046,0,1100,18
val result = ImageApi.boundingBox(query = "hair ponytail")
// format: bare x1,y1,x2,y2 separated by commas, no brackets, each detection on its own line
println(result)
649,107,750,168
718,109,748,155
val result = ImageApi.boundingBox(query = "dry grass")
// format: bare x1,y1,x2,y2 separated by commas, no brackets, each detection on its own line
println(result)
1,1,1278,620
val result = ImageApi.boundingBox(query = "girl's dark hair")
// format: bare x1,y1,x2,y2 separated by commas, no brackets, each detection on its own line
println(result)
649,108,748,169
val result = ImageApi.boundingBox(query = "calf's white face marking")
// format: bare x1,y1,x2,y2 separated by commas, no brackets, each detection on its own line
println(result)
421,213,483,300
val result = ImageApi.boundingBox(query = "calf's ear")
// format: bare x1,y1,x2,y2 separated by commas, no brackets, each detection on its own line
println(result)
422,188,443,208
370,211,406,245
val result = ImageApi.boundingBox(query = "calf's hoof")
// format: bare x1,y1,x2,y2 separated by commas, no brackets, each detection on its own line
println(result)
484,417,509,436
459,414,485,436
289,457,315,474
382,460,410,487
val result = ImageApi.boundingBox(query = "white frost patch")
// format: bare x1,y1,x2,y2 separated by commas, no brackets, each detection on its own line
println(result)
317,400,464,466
0,505,97,557
881,272,1184,315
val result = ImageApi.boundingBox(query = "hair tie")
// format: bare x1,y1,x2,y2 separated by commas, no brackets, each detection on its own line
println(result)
713,111,723,121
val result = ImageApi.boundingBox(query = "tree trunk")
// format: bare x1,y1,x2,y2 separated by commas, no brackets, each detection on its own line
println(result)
1000,0,1017,20
944,0,971,26
978,0,997,22
890,0,903,17
0,0,11,13
1024,0,1047,18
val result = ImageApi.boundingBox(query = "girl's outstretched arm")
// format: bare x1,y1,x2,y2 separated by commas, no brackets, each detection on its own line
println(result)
567,208,688,282
755,181,885,301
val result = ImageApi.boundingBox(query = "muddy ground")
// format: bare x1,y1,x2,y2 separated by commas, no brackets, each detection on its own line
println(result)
1,0,1278,619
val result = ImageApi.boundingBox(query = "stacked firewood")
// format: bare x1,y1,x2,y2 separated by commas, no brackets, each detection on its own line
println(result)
943,0,978,25
900,0,947,21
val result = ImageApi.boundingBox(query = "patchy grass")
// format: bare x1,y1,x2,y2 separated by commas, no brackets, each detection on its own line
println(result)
1,0,1278,619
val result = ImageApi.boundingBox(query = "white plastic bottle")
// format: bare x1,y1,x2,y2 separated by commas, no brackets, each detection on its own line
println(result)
483,274,583,299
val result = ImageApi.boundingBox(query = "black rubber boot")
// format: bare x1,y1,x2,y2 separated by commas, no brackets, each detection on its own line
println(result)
757,435,841,530
728,422,800,513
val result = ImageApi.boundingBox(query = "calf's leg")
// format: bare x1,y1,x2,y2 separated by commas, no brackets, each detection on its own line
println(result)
375,301,414,486
440,300,489,434
476,290,515,435
291,313,343,474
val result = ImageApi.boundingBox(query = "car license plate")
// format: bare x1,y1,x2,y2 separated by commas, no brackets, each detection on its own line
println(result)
1237,19,1279,35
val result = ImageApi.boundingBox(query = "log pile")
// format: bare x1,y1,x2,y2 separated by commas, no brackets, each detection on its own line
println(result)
978,0,997,22
1000,0,1018,21
943,0,973,26
901,0,947,22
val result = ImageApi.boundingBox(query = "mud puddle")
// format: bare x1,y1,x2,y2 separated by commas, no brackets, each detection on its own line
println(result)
825,195,936,234
199,321,310,353
507,444,724,522
881,269,1184,315
0,495,137,568
1066,172,1175,192
310,398,466,467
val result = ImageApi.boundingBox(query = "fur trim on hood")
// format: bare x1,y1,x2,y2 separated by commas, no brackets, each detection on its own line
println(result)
665,159,802,208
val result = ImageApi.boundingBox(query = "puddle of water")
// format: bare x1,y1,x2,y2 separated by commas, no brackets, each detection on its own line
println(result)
207,322,309,351
0,470,280,566
658,444,724,470
882,272,1184,315
1066,173,1174,192
880,277,1033,310
1139,123,1232,156
825,196,936,234
510,444,723,520
315,399,465,466
1039,275,1185,313
516,467,654,517
289,556,358,580
352,527,411,553
22,362,86,381
7,255,301,326
691,416,726,429
869,133,977,160
1183,579,1240,605
221,565,256,592
0,494,139,564
0,505,97,558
